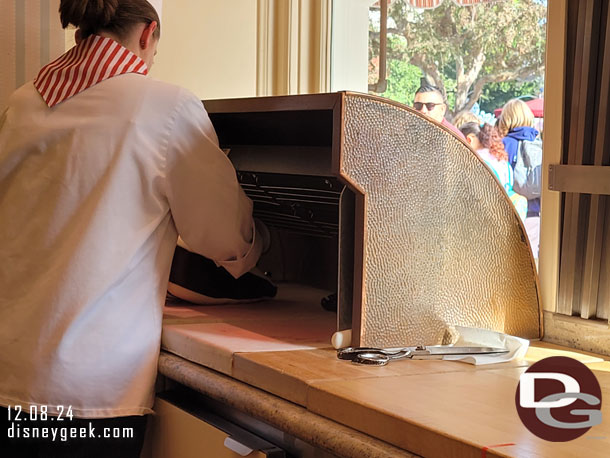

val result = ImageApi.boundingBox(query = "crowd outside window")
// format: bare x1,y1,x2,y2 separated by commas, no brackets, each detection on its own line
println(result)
497,99,542,259
412,83,466,140
460,122,528,223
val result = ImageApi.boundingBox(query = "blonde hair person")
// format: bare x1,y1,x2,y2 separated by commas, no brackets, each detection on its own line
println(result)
453,111,481,130
0,1,264,456
497,98,535,138
497,98,541,260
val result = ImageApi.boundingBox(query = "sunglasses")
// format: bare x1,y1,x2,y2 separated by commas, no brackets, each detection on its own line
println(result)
413,102,444,111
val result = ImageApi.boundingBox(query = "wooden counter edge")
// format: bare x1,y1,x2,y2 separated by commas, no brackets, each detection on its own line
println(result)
157,351,420,458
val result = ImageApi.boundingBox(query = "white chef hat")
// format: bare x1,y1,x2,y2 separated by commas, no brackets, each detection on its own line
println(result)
147,0,163,22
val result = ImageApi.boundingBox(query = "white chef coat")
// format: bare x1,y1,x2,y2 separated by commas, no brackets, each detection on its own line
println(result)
0,72,262,418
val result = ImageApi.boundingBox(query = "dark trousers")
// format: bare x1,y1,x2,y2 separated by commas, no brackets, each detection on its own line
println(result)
1,407,147,458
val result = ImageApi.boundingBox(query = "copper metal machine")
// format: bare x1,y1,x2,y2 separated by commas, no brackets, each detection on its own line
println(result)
201,92,541,348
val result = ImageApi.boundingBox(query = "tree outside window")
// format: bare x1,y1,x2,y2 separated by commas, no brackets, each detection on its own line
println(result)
369,0,547,122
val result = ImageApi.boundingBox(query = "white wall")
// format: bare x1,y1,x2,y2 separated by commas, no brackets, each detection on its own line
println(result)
1,0,336,107
0,0,257,109
330,0,372,93
0,0,65,110
150,0,257,100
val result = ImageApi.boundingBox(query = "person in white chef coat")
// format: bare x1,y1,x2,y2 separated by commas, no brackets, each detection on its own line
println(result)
0,1,264,456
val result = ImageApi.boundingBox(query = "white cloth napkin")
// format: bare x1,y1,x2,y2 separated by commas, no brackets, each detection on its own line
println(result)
442,326,530,365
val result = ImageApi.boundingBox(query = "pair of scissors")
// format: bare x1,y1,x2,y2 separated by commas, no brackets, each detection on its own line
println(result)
337,345,509,366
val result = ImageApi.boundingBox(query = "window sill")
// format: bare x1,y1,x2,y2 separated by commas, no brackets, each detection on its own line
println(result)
543,310,610,357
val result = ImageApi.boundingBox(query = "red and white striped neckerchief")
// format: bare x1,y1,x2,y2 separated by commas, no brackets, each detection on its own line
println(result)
34,35,148,108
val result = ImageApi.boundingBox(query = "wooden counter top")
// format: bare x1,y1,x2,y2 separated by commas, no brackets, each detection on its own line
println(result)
162,284,336,374
231,346,610,458
161,286,610,458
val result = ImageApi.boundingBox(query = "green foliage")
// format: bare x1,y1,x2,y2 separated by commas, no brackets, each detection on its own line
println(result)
369,0,547,117
383,60,423,106
478,79,543,113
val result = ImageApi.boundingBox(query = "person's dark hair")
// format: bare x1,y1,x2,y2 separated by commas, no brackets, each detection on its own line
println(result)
459,121,480,139
415,82,446,103
59,0,160,40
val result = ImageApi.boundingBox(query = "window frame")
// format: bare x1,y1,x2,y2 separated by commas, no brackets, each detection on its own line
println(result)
541,0,610,355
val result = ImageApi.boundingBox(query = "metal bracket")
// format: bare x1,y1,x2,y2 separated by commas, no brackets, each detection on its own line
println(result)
548,164,610,195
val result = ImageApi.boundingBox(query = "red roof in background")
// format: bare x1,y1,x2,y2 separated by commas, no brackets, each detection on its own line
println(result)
494,98,544,118
408,0,495,8
409,0,442,7
372,0,494,8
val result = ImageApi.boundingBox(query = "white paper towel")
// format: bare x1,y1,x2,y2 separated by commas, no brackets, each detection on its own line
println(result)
442,326,530,365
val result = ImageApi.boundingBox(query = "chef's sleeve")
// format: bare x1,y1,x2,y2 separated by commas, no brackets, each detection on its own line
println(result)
164,91,262,279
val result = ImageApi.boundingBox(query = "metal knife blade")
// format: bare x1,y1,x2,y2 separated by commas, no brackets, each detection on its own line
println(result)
413,346,509,356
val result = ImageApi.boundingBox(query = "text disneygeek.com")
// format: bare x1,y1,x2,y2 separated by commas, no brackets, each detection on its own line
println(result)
7,423,134,442
5,405,134,442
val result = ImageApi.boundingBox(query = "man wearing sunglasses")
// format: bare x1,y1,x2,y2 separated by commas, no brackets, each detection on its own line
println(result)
413,83,465,140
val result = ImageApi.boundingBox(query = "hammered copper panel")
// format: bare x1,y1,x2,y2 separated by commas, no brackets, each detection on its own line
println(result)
341,94,540,347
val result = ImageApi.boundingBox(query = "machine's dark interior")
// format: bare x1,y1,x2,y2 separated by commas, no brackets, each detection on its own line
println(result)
207,108,348,295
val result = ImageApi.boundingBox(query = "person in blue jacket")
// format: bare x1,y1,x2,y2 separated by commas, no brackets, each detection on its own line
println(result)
498,99,541,259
